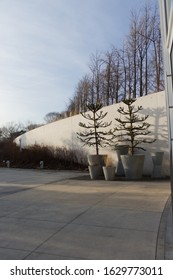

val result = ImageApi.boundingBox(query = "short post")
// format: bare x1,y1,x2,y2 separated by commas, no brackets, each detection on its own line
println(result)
40,161,44,169
19,138,22,152
6,160,10,168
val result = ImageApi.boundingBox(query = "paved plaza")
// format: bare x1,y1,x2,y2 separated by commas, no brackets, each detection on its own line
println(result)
0,168,172,260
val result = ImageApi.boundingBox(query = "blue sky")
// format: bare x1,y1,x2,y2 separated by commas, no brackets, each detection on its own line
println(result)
0,0,158,126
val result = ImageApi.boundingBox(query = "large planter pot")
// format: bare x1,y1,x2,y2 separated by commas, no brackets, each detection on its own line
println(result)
115,145,129,176
120,154,145,179
87,154,107,166
103,166,115,181
88,165,103,180
150,152,164,178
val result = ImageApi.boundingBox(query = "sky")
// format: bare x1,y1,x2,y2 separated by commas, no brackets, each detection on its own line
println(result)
0,0,158,126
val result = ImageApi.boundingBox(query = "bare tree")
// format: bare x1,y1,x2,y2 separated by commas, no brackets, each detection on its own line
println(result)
44,112,61,123
126,10,140,99
150,5,164,92
25,122,41,131
102,48,122,105
88,51,105,103
75,75,91,113
0,122,25,141
65,1,163,114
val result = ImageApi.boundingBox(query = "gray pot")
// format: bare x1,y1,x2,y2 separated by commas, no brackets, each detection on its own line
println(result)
150,152,164,165
88,165,103,180
103,166,115,181
87,154,107,166
150,152,164,178
120,154,145,179
115,145,129,176
115,145,129,158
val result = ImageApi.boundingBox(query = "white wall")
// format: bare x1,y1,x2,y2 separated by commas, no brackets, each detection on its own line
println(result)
15,91,170,176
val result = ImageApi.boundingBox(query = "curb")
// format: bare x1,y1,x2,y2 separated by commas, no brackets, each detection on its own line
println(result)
155,195,172,259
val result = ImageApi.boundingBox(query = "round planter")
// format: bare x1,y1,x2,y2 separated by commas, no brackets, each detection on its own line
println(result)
88,165,103,180
150,152,164,178
103,166,115,181
87,154,107,166
120,154,145,179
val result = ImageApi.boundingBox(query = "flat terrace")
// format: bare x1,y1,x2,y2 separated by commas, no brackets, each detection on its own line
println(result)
0,168,172,260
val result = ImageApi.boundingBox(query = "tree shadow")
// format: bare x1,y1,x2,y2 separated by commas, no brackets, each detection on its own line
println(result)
138,106,169,176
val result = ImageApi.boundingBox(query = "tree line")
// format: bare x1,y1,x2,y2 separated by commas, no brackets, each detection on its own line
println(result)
0,122,42,142
1,2,164,130
66,2,164,116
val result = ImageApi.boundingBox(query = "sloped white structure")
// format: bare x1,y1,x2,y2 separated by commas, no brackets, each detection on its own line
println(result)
15,91,169,175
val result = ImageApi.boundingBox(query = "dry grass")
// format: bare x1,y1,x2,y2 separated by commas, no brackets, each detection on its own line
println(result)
0,141,87,170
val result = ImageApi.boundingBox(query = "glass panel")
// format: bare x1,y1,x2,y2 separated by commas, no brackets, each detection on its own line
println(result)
169,108,173,138
166,0,171,18
165,0,172,30
164,0,168,33
167,45,173,107
171,139,173,173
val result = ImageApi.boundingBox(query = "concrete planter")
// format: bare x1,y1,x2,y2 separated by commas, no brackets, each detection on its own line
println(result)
120,154,145,179
87,154,107,166
150,152,164,178
88,165,103,180
103,166,115,181
87,155,107,179
115,145,129,176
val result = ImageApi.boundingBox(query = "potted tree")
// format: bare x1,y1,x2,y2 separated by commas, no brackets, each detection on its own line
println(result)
77,102,112,179
111,99,155,179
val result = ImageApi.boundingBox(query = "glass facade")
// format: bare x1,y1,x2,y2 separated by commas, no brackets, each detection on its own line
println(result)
159,0,173,213
166,0,171,21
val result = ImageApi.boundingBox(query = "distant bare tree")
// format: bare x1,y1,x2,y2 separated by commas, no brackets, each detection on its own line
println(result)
25,122,42,131
88,51,104,103
150,5,164,92
44,112,61,123
0,122,25,141
66,1,163,115
127,10,140,99
102,49,121,105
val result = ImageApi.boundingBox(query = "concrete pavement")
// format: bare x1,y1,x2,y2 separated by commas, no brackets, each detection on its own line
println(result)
0,168,172,260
